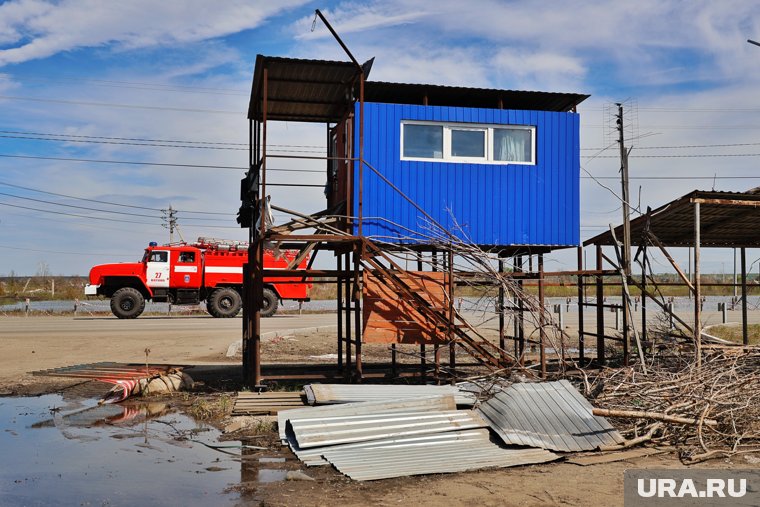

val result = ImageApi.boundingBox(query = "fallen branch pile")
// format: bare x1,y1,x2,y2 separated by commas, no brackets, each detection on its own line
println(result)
588,348,760,463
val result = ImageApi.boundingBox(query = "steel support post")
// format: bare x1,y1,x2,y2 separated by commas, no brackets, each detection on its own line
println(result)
596,244,605,366
576,247,585,363
741,247,749,346
353,244,362,380
694,202,702,367
538,253,546,377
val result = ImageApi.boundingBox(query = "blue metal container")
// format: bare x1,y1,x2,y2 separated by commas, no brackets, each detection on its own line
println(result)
353,102,580,248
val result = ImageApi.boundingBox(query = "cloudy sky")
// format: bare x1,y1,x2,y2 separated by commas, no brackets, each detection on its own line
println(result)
2,0,760,276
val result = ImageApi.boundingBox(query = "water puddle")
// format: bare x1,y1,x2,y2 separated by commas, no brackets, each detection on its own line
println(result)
0,394,288,506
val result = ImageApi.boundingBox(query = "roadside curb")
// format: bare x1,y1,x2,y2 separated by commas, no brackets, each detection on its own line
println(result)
225,324,338,357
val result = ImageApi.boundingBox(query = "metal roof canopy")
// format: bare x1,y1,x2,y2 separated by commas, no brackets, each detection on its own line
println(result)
248,55,367,122
584,189,760,248
248,55,589,123
365,81,588,112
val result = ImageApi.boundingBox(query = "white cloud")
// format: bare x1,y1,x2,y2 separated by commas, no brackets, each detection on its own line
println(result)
0,0,308,66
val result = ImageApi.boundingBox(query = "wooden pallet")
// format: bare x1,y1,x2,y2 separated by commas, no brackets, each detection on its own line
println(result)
232,391,307,415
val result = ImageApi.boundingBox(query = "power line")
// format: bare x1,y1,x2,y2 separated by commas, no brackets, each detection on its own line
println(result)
0,244,134,257
0,180,235,216
582,141,760,151
581,175,760,180
0,133,326,153
0,74,249,95
0,129,326,149
584,153,760,158
0,191,163,219
0,201,162,225
0,153,324,172
0,94,240,115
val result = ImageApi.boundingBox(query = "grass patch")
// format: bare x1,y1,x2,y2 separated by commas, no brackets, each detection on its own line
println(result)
706,324,760,345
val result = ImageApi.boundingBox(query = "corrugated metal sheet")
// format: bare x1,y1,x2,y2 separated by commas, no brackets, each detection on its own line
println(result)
277,395,456,443
477,379,624,452
354,102,580,248
248,55,363,122
289,429,491,466
303,383,477,406
289,409,487,448
322,438,558,481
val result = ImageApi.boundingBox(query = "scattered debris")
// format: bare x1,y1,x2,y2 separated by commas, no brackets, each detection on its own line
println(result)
566,447,669,466
285,470,315,481
232,391,306,415
100,371,193,404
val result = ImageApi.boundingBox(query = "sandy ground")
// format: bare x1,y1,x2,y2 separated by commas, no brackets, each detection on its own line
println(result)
1,313,756,506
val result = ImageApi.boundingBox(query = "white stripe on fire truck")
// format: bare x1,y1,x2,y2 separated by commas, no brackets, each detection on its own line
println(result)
204,266,243,274
174,266,198,273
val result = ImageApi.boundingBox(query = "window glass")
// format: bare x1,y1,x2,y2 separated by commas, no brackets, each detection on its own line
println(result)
451,129,485,158
493,128,533,163
178,251,195,263
403,124,443,159
149,251,168,262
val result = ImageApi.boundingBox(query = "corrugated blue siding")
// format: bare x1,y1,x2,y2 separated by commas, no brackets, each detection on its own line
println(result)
353,102,580,247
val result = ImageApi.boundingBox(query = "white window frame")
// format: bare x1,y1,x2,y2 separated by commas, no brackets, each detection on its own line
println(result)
400,120,536,165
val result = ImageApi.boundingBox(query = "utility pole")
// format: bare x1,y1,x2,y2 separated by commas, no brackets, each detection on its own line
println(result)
616,104,632,360
162,205,178,243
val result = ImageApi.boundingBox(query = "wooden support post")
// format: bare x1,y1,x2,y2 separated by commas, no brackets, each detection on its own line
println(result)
577,247,585,363
538,254,546,377
641,243,648,345
694,202,702,367
596,244,605,366
741,247,749,346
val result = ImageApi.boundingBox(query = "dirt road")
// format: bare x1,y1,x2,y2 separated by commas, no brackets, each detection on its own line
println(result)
0,314,335,392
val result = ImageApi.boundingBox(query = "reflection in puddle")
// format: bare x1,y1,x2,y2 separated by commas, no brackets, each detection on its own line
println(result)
258,469,289,483
0,394,281,506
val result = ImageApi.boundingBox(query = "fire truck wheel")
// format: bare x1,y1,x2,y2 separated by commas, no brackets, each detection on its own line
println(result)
208,288,242,318
110,287,146,319
261,287,279,318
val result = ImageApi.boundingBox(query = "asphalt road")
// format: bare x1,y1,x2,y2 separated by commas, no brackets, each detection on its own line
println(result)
0,313,336,386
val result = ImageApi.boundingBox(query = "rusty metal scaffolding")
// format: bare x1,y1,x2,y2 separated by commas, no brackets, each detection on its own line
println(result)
236,13,595,387
583,189,760,365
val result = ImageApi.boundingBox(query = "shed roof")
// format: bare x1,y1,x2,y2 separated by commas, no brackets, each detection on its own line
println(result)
248,55,589,122
247,55,366,122
364,81,588,112
584,189,760,248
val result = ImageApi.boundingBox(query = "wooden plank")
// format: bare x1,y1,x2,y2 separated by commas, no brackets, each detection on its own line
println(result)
566,447,669,466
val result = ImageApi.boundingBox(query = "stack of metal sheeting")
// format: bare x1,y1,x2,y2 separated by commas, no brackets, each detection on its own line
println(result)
289,410,487,448
477,379,624,452
277,396,456,443
322,437,558,481
280,395,559,480
290,429,490,467
303,383,477,406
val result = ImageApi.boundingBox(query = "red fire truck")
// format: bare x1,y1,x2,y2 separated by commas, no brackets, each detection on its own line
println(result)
85,237,310,319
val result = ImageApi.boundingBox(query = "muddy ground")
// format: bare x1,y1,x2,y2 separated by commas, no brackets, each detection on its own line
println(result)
0,314,754,506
